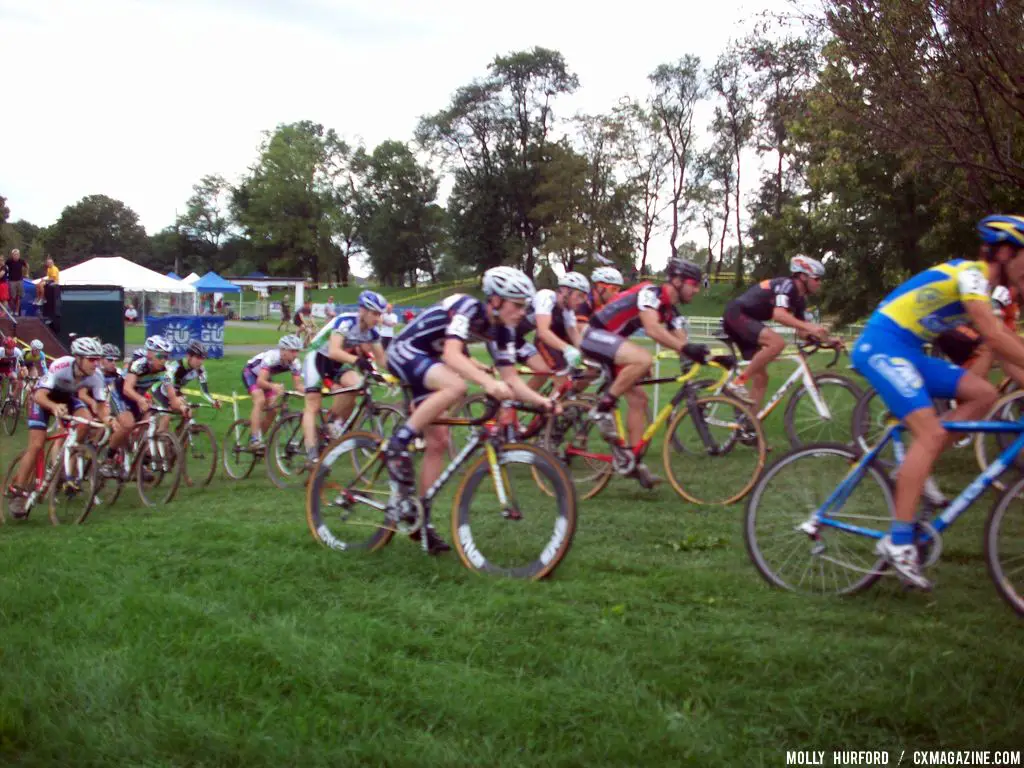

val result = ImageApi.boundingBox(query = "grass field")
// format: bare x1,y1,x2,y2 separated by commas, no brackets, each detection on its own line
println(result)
1,354,1022,766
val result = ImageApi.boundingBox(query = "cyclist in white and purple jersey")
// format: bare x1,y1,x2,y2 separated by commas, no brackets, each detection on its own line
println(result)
385,266,560,553
241,335,304,449
300,290,388,465
509,272,590,391
7,337,111,518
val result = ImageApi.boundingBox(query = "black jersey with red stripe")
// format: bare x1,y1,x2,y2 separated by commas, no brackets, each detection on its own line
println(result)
588,282,687,337
731,277,807,323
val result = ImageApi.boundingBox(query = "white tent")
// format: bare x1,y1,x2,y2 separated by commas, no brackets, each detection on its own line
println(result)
183,272,201,284
61,257,198,294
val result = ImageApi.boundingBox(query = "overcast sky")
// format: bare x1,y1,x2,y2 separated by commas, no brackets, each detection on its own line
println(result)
1,0,786,270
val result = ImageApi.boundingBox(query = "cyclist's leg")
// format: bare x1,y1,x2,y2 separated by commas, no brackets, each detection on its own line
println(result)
743,327,786,408
623,384,649,447
13,405,52,488
330,370,361,425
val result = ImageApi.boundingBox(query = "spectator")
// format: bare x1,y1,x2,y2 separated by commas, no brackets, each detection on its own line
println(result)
124,304,138,323
403,309,415,323
5,249,27,316
41,256,59,286
379,303,398,350
325,295,338,319
277,294,292,331
0,254,8,307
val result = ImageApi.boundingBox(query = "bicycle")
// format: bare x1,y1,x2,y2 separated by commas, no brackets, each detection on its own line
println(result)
713,338,862,447
306,397,578,580
263,371,406,489
544,356,767,505
92,407,183,509
973,387,1024,491
1,414,109,525
744,413,1024,616
166,401,219,490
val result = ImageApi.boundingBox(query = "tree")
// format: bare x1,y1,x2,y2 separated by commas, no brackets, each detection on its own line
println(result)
46,194,149,264
231,121,350,281
648,56,704,260
708,48,754,286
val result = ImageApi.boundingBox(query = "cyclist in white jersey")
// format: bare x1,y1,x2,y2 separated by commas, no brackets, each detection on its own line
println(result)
7,337,110,518
240,336,304,448
300,290,388,465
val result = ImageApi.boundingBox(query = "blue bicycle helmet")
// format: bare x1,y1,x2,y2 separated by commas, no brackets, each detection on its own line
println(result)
978,215,1024,247
358,290,388,313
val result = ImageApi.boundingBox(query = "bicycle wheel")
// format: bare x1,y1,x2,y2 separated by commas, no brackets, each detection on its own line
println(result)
136,433,182,507
222,418,259,480
180,423,218,488
452,442,577,579
48,444,99,525
448,393,491,459
93,448,125,509
266,412,308,489
663,395,766,505
541,398,613,500
306,431,396,552
356,403,406,439
1,400,19,436
744,442,891,595
783,374,862,448
985,475,1024,617
975,390,1024,492
1,452,26,523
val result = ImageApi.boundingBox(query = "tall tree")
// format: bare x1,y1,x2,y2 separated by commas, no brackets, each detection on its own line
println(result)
648,56,704,260
46,194,149,264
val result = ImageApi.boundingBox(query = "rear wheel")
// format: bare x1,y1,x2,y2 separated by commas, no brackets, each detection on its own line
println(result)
180,423,218,488
541,398,613,500
222,419,258,480
1,400,19,436
783,374,862,448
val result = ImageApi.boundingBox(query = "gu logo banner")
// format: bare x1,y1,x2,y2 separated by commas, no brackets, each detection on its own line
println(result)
146,316,226,359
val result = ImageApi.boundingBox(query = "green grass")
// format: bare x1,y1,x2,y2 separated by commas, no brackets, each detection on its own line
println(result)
1,355,1022,766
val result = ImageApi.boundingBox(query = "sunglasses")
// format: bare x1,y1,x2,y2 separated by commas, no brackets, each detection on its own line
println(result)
154,352,169,360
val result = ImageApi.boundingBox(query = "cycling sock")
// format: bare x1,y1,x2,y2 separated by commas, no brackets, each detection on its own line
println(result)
388,424,420,453
306,446,318,460
595,393,617,413
890,520,915,546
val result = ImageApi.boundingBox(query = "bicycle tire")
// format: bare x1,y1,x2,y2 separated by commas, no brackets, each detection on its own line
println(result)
663,394,766,506
541,398,613,500
448,393,491,459
136,432,182,507
744,442,891,595
265,412,307,489
48,444,99,525
181,423,218,488
451,442,577,579
1,451,26,523
222,418,259,480
1,400,19,436
984,474,1024,617
783,373,862,448
356,403,406,438
306,431,396,552
974,390,1024,492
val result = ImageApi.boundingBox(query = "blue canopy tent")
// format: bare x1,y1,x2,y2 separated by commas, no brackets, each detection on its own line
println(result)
193,271,241,294
167,271,182,280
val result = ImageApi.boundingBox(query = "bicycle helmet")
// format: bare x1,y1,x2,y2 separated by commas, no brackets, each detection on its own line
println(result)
101,343,121,359
591,266,624,286
358,290,388,313
790,255,825,278
665,258,702,283
558,271,590,293
144,335,173,354
2,337,15,351
30,339,44,351
278,334,303,351
70,337,103,357
978,215,1024,247
186,340,208,357
482,266,536,301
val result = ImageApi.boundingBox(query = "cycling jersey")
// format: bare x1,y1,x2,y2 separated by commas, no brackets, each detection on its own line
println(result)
730,277,808,323
387,294,513,404
241,349,301,394
307,312,380,355
34,355,106,400
0,347,24,372
155,359,215,405
522,289,577,342
866,259,990,343
588,282,688,337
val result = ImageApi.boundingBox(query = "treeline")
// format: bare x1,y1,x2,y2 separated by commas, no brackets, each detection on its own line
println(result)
2,1,1021,320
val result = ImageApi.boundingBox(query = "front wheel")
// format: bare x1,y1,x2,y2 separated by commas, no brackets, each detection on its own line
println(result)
452,442,577,579
1,400,19,436
136,433,182,507
48,444,99,525
663,395,766,506
985,475,1024,617
265,412,308,489
222,419,259,480
181,423,218,488
783,374,862,448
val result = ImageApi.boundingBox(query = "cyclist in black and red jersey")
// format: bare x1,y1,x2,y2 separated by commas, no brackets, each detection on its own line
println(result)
580,258,710,488
720,256,831,408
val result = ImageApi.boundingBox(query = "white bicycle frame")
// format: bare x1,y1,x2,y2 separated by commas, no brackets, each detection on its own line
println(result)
24,415,109,511
720,353,833,421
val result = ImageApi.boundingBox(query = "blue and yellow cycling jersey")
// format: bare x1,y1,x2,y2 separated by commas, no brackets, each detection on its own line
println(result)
865,259,991,344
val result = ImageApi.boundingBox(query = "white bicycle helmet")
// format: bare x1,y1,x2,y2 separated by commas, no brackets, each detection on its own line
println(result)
30,339,44,351
790,255,825,278
482,266,536,301
144,335,173,354
278,334,303,351
591,266,624,286
70,337,103,357
558,271,590,293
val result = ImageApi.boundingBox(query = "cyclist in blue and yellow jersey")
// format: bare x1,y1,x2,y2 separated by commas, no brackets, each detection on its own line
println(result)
22,339,48,378
850,214,1024,589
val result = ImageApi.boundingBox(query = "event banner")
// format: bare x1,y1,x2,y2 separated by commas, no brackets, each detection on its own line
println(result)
145,315,226,358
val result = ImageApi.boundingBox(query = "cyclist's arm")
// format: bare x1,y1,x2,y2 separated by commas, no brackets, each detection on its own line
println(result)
327,332,360,366
966,300,1024,369
639,309,685,352
770,307,821,335
77,386,99,412
442,339,497,389
122,374,149,407
166,385,188,414
33,387,65,414
497,365,553,408
535,314,567,352
369,342,387,367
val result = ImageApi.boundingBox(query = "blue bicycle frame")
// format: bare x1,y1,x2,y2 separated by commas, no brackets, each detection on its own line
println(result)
814,419,1024,540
